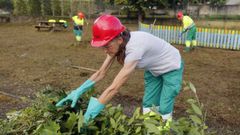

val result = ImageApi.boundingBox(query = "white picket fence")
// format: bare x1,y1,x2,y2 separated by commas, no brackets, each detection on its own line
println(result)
139,22,240,50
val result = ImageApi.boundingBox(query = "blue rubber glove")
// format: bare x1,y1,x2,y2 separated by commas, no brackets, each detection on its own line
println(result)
84,97,105,123
56,79,95,108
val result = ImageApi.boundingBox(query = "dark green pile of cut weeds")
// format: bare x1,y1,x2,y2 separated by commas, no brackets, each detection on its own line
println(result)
0,82,215,135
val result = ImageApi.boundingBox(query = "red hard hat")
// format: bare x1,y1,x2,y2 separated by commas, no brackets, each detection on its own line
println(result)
91,14,126,47
177,11,183,19
78,12,84,19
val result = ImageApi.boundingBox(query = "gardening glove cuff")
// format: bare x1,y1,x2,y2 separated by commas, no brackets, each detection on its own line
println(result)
84,97,105,123
75,79,95,94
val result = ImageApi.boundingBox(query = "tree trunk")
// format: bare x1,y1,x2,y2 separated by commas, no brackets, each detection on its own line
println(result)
137,9,144,22
61,0,64,16
70,0,73,17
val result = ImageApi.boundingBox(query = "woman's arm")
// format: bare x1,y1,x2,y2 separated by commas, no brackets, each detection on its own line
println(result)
89,54,115,83
98,60,138,104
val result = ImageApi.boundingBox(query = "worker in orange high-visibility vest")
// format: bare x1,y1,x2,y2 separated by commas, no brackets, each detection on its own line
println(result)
177,11,197,52
72,12,88,45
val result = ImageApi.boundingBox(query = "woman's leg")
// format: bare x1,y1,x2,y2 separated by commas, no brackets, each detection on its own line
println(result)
142,71,163,114
159,61,184,120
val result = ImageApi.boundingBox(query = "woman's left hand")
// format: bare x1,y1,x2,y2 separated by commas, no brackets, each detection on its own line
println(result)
84,97,105,123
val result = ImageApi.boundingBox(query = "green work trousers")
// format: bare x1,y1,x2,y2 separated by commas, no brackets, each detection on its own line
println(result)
186,26,196,41
73,29,82,42
143,61,184,115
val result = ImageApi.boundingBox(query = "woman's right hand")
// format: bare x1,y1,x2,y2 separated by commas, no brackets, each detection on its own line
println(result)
55,79,95,108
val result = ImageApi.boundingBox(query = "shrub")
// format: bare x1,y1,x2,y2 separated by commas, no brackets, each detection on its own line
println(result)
0,82,213,135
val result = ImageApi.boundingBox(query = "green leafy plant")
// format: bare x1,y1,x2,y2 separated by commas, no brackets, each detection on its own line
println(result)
170,81,209,135
0,82,213,135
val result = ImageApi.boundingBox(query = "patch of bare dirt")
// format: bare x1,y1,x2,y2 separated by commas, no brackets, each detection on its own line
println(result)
0,23,239,134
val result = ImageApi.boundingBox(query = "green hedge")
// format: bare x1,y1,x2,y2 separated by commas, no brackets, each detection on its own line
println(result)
0,82,213,135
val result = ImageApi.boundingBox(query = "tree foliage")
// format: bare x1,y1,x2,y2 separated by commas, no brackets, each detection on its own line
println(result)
107,0,171,21
0,0,13,10
28,0,41,16
209,0,226,7
12,0,28,15
51,0,61,16
41,0,52,16
8,0,228,17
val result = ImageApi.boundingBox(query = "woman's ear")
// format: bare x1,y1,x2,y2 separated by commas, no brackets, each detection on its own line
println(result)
117,37,124,45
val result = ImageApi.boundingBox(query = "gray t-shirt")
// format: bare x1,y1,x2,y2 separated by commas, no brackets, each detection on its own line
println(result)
124,31,181,76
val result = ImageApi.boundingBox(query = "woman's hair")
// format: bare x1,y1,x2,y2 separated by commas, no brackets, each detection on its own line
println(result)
115,29,131,65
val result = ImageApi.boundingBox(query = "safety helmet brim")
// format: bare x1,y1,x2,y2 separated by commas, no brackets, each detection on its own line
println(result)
91,39,109,47
91,26,125,47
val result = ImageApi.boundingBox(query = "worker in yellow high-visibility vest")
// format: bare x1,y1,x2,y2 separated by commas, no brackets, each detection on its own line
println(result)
72,12,88,45
177,11,197,52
